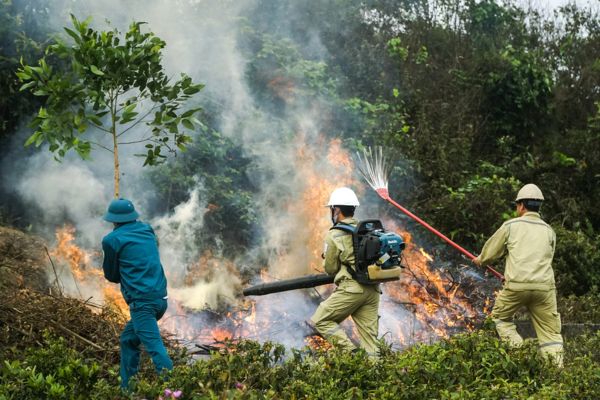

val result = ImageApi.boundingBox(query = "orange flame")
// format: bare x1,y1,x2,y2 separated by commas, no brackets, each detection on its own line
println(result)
50,225,92,280
50,225,128,316
305,335,332,351
51,138,489,350
381,221,480,339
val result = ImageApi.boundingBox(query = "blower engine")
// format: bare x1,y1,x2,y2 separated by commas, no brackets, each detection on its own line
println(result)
334,219,405,283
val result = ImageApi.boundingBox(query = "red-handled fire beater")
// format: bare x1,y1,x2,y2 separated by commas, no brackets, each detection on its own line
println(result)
374,187,504,281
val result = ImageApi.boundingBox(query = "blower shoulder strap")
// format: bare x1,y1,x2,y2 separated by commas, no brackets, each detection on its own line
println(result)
329,223,361,280
330,223,359,255
330,223,356,234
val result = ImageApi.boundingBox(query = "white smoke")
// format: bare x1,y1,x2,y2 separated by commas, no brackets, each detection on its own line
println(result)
9,0,336,250
13,151,109,246
151,187,207,283
170,271,241,311
2,0,378,348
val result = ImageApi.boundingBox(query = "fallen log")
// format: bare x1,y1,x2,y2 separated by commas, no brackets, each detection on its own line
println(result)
243,274,334,296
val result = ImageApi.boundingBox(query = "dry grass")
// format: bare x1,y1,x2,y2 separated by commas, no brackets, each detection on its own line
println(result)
0,226,181,367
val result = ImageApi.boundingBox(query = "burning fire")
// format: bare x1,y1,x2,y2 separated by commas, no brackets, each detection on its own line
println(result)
380,222,481,342
50,225,94,281
49,225,129,317
305,334,332,350
48,139,494,352
296,136,357,274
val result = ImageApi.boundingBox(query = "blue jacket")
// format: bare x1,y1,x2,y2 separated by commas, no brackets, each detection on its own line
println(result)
102,221,168,304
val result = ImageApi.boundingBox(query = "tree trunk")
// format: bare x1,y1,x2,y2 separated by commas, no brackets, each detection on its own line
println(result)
112,118,120,198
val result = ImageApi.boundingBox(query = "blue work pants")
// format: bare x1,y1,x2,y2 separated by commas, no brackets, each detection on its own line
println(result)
120,298,173,389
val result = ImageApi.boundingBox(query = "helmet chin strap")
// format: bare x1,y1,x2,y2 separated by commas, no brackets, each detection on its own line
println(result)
330,206,340,225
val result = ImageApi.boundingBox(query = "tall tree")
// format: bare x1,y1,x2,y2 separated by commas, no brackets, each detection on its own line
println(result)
17,15,204,197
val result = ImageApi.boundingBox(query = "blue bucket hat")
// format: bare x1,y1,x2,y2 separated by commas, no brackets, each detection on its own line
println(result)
103,198,139,223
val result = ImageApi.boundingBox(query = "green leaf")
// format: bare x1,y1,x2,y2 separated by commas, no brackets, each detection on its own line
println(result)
24,132,41,147
181,107,202,118
19,81,36,92
77,121,88,133
16,71,31,81
64,27,81,43
181,118,194,130
190,117,204,127
123,103,136,113
89,115,103,126
183,86,200,95
77,142,92,159
120,111,139,124
90,65,105,76
35,133,45,146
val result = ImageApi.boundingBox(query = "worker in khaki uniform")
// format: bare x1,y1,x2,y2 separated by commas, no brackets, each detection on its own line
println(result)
310,187,381,358
474,184,563,367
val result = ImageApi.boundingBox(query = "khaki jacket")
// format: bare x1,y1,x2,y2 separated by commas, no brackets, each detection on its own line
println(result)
476,212,556,290
323,218,359,286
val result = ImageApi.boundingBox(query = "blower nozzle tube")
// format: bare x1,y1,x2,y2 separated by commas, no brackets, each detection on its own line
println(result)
243,273,334,296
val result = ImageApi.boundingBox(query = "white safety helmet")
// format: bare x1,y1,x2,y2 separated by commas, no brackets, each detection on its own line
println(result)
515,183,544,201
326,187,360,207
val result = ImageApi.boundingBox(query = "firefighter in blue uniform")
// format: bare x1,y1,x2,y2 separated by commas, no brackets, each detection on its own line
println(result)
101,198,173,389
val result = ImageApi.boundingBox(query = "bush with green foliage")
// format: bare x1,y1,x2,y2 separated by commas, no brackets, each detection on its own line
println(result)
0,335,106,400
2,328,600,399
426,166,522,246
559,293,600,323
553,226,600,296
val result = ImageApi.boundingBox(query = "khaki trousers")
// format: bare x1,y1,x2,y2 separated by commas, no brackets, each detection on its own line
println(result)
310,279,380,357
492,288,564,367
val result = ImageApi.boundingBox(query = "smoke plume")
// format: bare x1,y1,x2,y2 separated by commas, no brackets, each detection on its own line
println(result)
2,0,496,350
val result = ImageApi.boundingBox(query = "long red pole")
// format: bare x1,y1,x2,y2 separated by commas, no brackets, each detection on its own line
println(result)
375,188,504,281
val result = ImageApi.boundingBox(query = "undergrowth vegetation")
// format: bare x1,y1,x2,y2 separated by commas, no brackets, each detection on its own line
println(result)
2,327,599,399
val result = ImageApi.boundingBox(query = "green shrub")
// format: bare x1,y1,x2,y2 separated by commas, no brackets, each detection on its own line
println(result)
565,331,600,364
553,226,600,296
559,293,600,323
2,330,599,399
0,334,114,400
427,169,521,246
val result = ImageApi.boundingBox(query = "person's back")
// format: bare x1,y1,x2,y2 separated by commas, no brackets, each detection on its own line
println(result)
323,217,358,284
101,198,172,389
501,212,556,289
102,221,167,303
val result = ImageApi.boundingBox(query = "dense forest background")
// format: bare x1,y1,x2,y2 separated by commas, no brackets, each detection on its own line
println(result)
1,0,599,299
